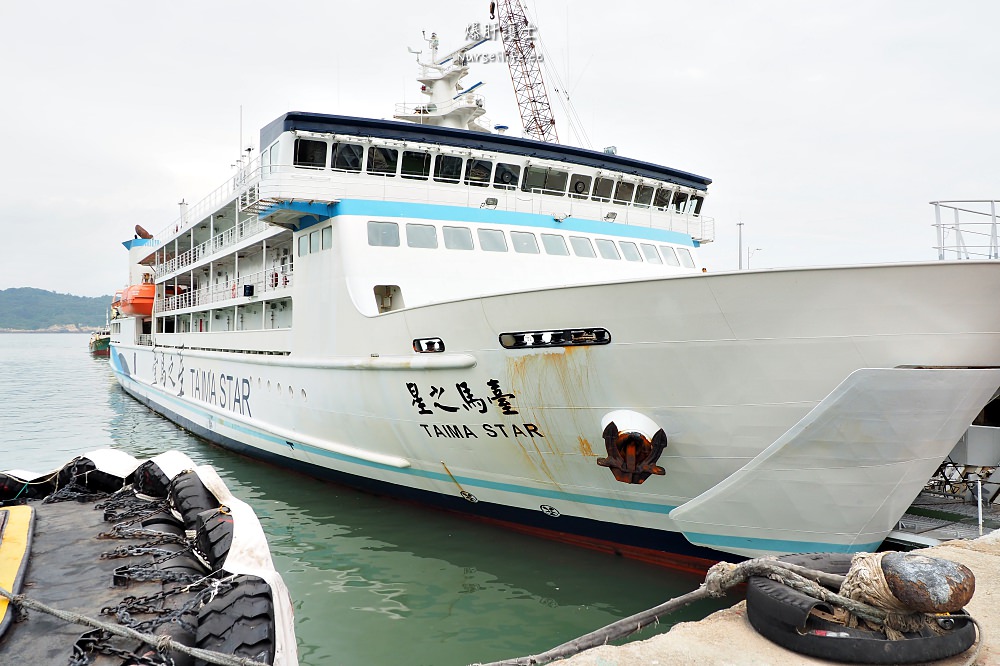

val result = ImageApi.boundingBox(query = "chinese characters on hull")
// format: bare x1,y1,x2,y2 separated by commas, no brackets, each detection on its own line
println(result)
406,379,544,439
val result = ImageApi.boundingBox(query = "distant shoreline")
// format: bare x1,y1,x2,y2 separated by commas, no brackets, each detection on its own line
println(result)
0,327,101,334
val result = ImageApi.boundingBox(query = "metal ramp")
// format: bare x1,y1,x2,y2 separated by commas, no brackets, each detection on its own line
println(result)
886,490,998,549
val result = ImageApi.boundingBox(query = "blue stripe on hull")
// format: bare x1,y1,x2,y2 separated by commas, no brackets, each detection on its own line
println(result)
276,198,699,246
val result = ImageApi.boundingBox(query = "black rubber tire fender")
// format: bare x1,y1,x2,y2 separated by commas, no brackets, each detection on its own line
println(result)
170,471,219,531
135,460,173,498
195,575,276,666
745,553,976,664
140,511,185,535
196,508,234,571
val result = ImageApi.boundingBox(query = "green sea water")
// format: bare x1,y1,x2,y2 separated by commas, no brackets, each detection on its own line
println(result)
0,333,730,665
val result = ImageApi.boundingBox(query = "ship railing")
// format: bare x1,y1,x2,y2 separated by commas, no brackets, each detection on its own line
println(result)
156,216,270,277
518,186,715,242
153,156,262,241
137,334,154,347
156,265,295,314
394,97,491,130
932,200,1000,260
244,167,715,243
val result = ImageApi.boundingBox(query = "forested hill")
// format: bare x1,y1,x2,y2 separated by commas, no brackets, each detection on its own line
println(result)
0,288,113,331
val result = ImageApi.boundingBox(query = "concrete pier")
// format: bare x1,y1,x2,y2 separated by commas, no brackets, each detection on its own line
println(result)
560,532,1000,665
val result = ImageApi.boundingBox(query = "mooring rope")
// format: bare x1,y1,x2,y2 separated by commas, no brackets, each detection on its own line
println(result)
0,585,270,666
470,557,984,666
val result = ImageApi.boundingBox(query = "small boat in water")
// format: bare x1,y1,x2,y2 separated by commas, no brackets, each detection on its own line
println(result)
88,329,111,356
103,21,1000,568
0,450,297,665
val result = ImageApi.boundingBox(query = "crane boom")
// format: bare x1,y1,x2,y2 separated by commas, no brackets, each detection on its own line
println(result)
492,0,559,143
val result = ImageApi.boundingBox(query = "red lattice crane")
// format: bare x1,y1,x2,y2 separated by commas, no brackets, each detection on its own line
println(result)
491,0,559,143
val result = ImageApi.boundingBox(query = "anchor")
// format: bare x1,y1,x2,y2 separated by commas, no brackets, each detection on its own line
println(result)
597,421,668,484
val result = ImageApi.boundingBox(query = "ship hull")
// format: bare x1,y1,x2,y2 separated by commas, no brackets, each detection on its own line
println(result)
110,261,1000,562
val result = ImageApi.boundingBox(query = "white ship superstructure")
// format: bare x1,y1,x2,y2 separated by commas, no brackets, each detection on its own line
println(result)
109,32,1000,566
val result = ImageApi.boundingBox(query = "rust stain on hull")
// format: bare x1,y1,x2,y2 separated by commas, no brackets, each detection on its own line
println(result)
500,347,603,486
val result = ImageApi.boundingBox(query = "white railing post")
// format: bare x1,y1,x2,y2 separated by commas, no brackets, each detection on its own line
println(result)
954,208,969,260
934,202,944,260
978,478,984,537
991,200,998,259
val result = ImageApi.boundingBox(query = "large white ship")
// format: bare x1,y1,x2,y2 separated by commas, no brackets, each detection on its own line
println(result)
109,27,1000,568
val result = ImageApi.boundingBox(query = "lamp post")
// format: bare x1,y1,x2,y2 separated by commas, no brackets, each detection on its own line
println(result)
747,247,762,269
737,222,744,270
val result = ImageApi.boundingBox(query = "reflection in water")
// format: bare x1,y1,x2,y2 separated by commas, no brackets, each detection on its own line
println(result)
0,335,729,665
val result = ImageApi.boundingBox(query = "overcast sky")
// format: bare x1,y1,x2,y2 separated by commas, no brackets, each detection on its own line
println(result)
1,1,997,297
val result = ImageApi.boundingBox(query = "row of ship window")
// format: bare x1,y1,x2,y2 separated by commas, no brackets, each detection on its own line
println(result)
284,138,705,214
354,220,697,267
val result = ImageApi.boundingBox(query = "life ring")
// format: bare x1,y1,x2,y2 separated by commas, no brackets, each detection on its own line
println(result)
746,553,977,664
231,283,237,298
270,272,279,288
574,180,586,194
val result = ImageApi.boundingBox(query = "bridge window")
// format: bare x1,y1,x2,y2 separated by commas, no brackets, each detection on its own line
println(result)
406,223,438,249
444,226,474,250
521,166,546,193
544,169,568,195
659,245,680,266
368,221,400,247
640,243,662,263
541,234,570,256
434,155,463,183
322,226,333,250
690,195,705,215
569,174,591,199
294,139,327,168
298,235,308,257
595,239,621,260
521,167,568,196
635,185,654,208
367,146,398,176
269,142,280,174
310,229,320,253
332,143,363,172
592,177,614,202
511,231,540,254
620,241,642,262
672,191,689,213
494,162,520,189
613,181,635,205
570,236,596,258
677,247,696,268
478,228,507,252
465,159,493,187
401,151,432,180
653,187,673,210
